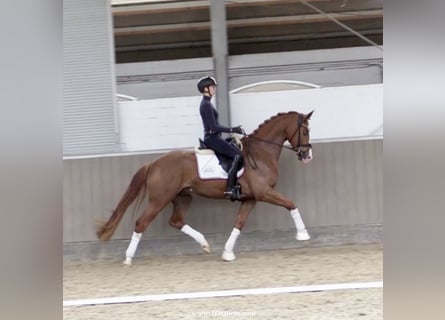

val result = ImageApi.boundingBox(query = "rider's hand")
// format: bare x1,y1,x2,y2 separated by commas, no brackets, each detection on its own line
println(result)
231,125,244,134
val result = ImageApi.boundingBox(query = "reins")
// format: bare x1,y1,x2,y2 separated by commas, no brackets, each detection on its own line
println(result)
243,135,300,170
245,135,302,152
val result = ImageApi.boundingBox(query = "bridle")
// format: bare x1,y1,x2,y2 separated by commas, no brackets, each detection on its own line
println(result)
288,113,312,161
243,113,312,168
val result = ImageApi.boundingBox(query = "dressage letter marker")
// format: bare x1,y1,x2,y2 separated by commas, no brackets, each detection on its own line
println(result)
64,281,383,307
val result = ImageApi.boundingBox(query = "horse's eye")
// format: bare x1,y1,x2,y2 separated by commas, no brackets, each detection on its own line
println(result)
303,130,308,136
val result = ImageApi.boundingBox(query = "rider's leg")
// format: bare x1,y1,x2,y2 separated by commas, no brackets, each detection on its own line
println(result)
224,154,244,201
204,135,244,200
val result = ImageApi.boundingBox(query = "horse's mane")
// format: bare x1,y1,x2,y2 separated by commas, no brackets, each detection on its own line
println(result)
250,111,298,136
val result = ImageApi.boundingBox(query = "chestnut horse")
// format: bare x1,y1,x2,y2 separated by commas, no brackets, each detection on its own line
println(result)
97,111,314,264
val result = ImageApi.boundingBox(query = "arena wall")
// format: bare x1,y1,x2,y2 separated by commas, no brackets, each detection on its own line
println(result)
63,139,382,260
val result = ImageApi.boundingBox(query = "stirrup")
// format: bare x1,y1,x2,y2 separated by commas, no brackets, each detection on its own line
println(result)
224,186,245,202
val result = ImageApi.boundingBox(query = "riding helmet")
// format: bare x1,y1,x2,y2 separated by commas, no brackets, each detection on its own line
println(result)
197,76,217,93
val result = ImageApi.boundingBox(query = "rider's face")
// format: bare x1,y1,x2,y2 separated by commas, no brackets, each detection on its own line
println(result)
208,85,216,96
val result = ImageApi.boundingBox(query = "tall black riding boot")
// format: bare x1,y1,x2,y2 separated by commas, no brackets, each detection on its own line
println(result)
224,155,244,201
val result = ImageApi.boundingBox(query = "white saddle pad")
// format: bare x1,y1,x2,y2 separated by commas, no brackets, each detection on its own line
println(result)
195,153,245,180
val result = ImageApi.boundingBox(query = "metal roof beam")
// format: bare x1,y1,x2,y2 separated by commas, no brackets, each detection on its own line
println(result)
114,9,382,35
112,0,328,14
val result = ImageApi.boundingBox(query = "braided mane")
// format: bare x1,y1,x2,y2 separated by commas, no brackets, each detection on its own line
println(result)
250,111,298,136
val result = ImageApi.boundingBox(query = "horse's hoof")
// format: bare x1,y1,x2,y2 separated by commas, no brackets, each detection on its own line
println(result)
222,250,236,261
201,244,211,253
199,239,211,253
296,230,310,241
123,257,132,266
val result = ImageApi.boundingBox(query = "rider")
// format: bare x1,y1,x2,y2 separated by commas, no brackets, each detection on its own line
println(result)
197,76,245,201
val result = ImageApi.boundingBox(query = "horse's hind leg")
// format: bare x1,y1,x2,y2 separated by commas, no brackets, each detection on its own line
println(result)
123,201,168,265
169,194,211,253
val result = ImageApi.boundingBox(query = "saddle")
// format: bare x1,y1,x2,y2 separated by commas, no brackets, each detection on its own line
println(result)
194,138,244,180
197,137,243,172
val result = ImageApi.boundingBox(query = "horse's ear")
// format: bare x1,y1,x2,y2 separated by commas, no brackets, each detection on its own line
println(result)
305,110,314,120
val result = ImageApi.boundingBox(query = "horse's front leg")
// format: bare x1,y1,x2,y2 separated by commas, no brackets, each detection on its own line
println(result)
222,199,256,262
259,188,310,241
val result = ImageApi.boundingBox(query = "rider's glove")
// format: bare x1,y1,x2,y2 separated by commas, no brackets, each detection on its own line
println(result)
231,125,244,134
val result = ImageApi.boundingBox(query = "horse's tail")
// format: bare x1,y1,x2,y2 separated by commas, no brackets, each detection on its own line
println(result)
96,163,151,241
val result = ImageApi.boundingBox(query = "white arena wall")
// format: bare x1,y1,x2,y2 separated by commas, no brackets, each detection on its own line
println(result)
117,84,382,152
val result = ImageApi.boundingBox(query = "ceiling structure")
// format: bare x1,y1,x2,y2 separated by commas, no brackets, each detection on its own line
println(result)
111,0,383,63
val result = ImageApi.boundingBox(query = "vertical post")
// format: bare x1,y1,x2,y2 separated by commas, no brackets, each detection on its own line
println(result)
209,0,230,126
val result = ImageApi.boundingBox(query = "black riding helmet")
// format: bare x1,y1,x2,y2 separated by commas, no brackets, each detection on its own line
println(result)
197,76,217,93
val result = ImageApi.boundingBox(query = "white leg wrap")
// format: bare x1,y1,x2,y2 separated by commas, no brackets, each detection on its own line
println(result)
124,232,142,265
181,225,210,253
290,208,306,230
224,228,240,252
222,228,240,261
290,208,310,241
181,225,205,245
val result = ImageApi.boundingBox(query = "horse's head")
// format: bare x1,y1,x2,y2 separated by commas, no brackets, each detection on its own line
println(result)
287,111,314,164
